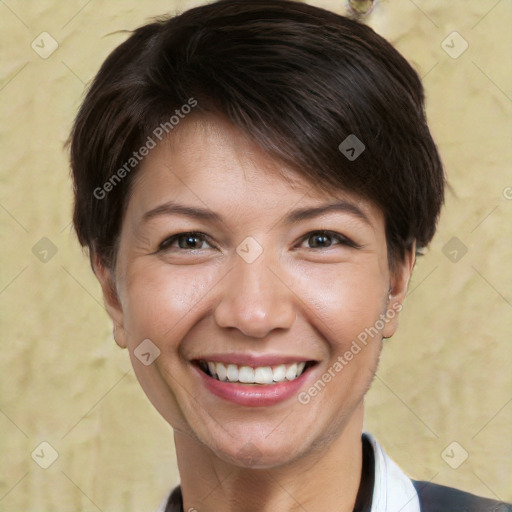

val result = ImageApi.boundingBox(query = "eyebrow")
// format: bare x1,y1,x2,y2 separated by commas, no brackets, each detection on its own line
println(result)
141,199,371,226
281,201,371,226
142,201,222,224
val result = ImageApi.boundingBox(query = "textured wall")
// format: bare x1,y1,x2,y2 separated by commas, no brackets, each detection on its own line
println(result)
1,0,510,510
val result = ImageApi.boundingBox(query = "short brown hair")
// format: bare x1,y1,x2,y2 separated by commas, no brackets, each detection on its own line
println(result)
69,0,445,271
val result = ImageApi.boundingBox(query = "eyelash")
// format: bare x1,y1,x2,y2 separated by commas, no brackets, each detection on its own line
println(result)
157,230,361,252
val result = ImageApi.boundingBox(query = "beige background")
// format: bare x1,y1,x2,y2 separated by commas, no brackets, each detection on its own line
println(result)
1,0,511,510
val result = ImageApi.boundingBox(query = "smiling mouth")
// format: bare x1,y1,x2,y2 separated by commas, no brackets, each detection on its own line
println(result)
195,360,317,385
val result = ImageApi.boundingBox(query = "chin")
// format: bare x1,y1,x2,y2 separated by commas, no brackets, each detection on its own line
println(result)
216,442,301,470
201,425,307,469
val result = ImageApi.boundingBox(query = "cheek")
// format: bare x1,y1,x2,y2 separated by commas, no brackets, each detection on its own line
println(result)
122,260,219,345
292,259,389,349
118,261,223,430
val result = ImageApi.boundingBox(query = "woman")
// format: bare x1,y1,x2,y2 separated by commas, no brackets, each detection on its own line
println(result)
68,1,511,510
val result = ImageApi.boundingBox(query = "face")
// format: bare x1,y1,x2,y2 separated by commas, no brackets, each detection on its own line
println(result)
96,115,414,469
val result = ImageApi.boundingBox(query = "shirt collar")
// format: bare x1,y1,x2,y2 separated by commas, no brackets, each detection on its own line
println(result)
365,432,420,512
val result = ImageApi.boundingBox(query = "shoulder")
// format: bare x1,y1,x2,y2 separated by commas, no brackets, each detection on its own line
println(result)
413,480,512,512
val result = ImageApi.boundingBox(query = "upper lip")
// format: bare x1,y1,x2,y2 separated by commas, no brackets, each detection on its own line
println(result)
192,353,317,367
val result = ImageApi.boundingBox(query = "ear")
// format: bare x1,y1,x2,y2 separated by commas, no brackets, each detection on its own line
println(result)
382,241,416,339
92,251,127,349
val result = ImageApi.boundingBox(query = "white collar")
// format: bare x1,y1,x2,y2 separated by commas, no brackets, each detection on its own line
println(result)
366,432,420,512
155,433,420,512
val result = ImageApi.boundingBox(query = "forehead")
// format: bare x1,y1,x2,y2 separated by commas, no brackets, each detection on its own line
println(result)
127,114,384,226
136,114,309,192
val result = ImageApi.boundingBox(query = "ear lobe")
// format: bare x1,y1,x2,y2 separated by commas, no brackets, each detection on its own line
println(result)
92,252,127,349
382,241,416,339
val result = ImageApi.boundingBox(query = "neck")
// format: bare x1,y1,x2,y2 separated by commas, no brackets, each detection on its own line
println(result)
174,404,365,512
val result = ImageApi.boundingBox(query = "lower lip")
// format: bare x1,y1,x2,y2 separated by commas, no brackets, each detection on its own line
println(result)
193,364,315,407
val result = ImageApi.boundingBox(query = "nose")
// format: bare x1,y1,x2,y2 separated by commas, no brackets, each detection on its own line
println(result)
213,251,297,339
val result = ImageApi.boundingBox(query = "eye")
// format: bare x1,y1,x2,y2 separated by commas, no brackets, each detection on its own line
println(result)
158,231,214,252
299,230,361,250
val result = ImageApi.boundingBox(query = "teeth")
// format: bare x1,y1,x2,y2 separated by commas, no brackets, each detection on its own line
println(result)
207,362,217,378
285,363,298,381
227,364,238,382
216,362,227,381
202,360,310,384
254,366,273,384
272,364,287,382
239,366,255,383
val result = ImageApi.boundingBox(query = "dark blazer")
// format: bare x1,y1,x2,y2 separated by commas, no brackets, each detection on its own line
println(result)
413,481,512,512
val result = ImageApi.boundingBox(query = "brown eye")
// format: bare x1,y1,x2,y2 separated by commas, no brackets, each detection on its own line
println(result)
158,232,212,251
300,230,361,250
308,232,334,248
177,234,204,249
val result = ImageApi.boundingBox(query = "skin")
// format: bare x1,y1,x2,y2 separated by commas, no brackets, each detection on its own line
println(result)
94,115,416,512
